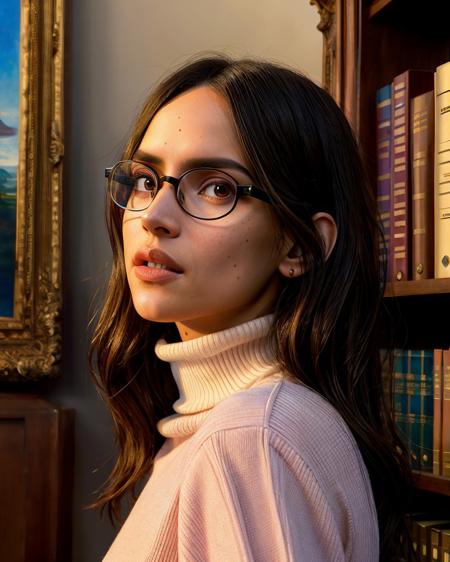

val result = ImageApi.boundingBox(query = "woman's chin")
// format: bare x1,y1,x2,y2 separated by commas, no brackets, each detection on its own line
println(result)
131,301,175,324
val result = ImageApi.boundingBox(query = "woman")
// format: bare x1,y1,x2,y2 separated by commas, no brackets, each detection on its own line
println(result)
90,56,414,561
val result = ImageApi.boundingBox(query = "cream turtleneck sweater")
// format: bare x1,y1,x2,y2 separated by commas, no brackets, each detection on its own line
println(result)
103,315,379,561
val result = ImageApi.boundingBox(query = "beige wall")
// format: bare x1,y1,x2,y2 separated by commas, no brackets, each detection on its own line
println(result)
45,2,322,560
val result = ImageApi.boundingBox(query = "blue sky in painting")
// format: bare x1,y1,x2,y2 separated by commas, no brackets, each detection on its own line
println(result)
0,0,20,166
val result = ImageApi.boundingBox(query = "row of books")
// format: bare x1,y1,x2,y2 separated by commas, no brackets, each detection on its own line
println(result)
392,349,450,475
408,514,450,561
376,60,450,282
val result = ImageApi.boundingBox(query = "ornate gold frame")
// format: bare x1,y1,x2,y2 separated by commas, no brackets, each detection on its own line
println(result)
310,0,360,130
310,0,337,96
0,0,64,380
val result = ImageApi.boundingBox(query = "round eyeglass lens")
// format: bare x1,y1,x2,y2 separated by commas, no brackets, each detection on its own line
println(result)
178,169,238,219
110,161,158,211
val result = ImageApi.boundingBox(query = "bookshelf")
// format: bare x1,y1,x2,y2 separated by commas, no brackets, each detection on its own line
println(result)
385,279,450,298
312,0,450,509
413,472,450,497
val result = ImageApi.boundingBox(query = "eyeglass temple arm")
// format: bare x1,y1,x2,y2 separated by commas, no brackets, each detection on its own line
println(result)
239,185,271,203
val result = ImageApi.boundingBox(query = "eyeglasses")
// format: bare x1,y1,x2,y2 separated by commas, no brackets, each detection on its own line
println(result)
104,160,271,220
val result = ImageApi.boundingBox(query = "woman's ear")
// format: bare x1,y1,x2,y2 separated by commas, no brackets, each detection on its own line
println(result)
278,212,337,279
312,212,337,260
278,242,304,279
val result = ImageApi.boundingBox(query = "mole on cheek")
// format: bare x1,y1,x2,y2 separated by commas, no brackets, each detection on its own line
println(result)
178,129,182,132
233,264,237,268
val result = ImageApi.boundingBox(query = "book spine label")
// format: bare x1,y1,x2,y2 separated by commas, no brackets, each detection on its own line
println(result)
442,349,450,476
391,74,409,281
411,91,434,279
435,62,450,278
376,85,392,280
434,349,443,475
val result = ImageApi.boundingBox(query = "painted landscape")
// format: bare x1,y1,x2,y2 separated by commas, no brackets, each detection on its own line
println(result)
0,163,16,317
0,0,20,317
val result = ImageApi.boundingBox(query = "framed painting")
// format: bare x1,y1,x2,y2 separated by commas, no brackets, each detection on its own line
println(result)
0,0,64,380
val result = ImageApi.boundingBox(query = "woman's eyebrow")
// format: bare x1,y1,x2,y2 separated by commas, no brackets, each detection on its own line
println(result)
133,150,252,178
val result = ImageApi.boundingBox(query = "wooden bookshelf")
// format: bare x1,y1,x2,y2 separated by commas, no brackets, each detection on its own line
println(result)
368,0,392,18
413,473,450,498
385,279,450,298
317,0,450,505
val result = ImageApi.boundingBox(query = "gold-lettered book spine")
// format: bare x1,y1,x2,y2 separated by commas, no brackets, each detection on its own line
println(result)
433,349,443,475
435,62,450,278
442,529,450,562
443,349,450,476
411,91,434,280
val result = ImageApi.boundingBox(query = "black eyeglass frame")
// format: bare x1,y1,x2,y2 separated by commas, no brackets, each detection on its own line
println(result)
105,160,272,220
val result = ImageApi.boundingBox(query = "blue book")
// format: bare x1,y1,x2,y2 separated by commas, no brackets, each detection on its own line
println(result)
409,350,434,472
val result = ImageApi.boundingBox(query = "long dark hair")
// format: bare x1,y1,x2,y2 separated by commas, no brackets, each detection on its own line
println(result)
89,55,414,561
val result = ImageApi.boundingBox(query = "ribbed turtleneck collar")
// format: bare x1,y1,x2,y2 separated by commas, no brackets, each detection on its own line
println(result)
155,314,284,438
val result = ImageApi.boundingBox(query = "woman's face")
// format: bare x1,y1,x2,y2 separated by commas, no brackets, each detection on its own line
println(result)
122,86,288,340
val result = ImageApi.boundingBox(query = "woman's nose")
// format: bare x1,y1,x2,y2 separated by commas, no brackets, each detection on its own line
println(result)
140,183,181,237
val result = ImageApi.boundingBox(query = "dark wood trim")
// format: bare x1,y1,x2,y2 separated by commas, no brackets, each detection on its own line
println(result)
0,395,74,562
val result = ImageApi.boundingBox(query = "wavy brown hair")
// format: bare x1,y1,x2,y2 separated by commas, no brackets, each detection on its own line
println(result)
89,56,415,561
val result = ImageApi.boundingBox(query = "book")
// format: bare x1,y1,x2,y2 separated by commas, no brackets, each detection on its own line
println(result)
443,349,450,476
431,524,450,562
418,350,434,471
435,62,450,279
411,90,435,279
408,350,433,471
394,350,434,471
431,525,441,561
393,349,408,454
390,70,434,281
434,349,444,476
442,529,450,562
415,519,450,561
376,84,392,280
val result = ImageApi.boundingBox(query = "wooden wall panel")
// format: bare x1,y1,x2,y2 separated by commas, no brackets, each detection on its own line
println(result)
0,420,26,562
0,395,74,562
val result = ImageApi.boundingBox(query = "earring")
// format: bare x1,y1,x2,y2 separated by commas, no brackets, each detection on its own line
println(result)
288,268,295,277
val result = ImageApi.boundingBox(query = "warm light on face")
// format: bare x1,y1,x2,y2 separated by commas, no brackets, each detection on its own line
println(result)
121,86,287,340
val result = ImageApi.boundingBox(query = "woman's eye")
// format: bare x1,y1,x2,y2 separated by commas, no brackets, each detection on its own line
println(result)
200,181,234,200
135,176,157,194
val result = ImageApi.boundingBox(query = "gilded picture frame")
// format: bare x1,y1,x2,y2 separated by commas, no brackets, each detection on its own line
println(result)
0,0,64,380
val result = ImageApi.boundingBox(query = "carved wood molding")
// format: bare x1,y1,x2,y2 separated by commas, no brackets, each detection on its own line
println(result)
309,0,337,98
310,0,360,131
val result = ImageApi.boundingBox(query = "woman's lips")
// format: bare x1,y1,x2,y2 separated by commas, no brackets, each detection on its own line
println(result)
133,264,182,283
131,248,183,282
132,247,184,273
